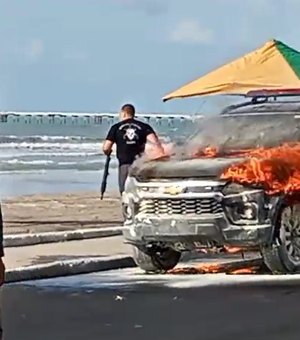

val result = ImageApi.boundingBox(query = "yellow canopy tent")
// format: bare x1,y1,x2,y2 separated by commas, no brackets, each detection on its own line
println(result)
162,39,300,102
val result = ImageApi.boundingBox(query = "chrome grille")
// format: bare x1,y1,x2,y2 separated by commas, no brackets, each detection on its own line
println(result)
138,198,222,215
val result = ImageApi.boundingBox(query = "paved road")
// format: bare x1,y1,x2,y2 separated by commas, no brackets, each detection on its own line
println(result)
3,268,300,340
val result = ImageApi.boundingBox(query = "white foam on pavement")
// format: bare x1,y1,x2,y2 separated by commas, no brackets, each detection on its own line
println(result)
18,266,300,290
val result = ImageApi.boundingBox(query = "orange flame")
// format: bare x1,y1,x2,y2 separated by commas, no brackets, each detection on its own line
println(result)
221,143,300,195
223,246,244,254
168,260,262,275
202,146,219,158
230,267,258,275
146,140,300,196
192,146,219,158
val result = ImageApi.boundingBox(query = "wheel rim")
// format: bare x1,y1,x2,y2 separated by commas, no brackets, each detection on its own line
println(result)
280,204,300,265
152,248,180,269
156,248,176,262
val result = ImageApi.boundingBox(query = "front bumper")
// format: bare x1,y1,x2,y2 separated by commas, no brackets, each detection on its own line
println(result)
123,215,273,247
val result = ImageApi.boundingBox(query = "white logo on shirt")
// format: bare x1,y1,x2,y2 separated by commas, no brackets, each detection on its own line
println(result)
124,127,138,141
119,122,142,145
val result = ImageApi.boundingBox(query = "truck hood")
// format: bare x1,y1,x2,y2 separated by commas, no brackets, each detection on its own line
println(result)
129,157,244,181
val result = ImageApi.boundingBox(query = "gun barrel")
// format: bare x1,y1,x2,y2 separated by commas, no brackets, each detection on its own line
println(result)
100,155,111,200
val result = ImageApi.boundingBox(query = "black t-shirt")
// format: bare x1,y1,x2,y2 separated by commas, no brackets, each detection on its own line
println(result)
105,118,155,165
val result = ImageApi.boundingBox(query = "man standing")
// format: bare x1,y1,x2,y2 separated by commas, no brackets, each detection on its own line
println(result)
103,104,164,194
0,205,5,340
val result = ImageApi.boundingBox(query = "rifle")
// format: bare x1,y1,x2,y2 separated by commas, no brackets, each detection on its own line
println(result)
100,154,111,200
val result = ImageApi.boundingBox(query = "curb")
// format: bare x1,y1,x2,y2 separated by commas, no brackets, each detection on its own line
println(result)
5,255,136,283
4,226,124,248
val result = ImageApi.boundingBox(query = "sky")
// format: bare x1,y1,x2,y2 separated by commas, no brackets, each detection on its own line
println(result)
1,0,300,113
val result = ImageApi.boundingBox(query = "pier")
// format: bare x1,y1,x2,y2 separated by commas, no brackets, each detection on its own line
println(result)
0,111,202,126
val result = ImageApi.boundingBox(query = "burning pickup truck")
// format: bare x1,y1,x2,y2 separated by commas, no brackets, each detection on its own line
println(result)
122,97,300,274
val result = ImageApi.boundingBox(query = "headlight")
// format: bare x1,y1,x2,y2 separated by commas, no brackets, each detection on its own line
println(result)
223,201,259,225
222,182,249,195
124,176,158,195
240,202,258,220
122,202,133,220
138,186,156,193
222,184,265,225
122,191,139,222
124,176,137,193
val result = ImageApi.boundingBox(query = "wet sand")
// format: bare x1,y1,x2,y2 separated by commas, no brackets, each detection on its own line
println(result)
2,191,123,234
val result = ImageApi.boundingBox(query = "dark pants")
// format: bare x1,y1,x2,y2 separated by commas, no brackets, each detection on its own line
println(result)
118,164,131,194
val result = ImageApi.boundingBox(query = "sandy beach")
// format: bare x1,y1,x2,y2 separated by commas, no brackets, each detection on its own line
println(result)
2,191,123,234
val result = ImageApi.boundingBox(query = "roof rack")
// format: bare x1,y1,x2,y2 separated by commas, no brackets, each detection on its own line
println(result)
246,89,300,98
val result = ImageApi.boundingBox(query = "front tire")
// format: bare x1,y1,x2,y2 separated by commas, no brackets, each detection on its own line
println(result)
132,245,181,273
261,204,300,274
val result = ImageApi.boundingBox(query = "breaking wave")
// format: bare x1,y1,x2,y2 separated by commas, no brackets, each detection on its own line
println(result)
0,135,98,143
0,158,118,171
0,134,110,171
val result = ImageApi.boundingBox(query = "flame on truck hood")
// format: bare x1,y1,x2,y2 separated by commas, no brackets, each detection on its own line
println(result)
139,142,300,196
220,142,300,195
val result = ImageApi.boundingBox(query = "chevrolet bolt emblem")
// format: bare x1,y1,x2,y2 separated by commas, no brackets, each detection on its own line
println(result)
164,186,184,195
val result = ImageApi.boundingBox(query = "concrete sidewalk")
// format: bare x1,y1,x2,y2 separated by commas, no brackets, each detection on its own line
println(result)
5,236,131,271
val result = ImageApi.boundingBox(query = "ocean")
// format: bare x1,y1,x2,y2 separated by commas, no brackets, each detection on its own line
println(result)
0,112,198,198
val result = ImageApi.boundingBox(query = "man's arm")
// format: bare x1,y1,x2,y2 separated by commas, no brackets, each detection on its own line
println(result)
102,125,116,156
146,131,165,157
102,140,113,156
147,132,163,148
